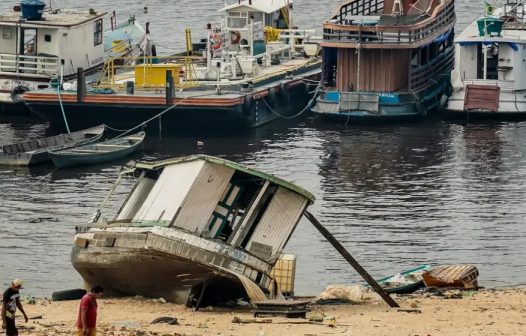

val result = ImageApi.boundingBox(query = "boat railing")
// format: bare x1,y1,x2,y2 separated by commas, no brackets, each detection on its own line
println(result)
461,79,515,91
323,0,455,47
409,43,454,91
0,53,59,77
94,55,202,90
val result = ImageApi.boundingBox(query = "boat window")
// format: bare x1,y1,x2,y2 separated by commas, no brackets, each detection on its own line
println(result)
44,34,51,42
94,19,103,46
2,27,12,39
228,17,247,28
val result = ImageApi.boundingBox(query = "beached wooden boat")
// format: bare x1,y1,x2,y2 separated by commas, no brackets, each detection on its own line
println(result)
422,265,479,288
49,131,145,168
72,155,315,306
0,125,105,166
377,265,431,294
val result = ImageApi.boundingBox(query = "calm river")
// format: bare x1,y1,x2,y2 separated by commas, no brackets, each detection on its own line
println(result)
1,0,525,297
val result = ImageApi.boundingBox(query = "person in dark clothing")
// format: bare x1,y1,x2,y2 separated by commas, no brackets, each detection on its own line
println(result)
1,279,28,336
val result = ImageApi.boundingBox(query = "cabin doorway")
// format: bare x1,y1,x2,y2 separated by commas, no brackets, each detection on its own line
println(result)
477,43,498,80
20,28,37,55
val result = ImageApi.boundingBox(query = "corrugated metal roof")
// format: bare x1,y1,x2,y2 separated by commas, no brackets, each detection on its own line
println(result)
133,155,315,204
219,0,293,14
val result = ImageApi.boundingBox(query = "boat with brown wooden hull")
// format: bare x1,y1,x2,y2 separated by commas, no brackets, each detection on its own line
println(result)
422,264,479,289
72,155,315,306
23,0,322,132
312,0,456,123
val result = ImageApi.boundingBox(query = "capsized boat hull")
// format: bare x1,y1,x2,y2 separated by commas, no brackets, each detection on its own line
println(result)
72,229,273,305
422,265,479,289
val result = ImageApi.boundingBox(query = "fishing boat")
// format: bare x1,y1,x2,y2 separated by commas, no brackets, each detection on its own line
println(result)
72,155,314,305
23,0,322,132
311,0,456,123
0,2,150,115
422,264,479,288
376,264,430,294
446,1,526,120
49,131,145,168
0,124,105,166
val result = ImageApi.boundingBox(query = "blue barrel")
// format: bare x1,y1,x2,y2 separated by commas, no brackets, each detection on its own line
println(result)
21,0,46,20
253,40,266,55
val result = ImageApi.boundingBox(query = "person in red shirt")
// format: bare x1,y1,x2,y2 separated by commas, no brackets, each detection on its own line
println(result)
76,286,103,336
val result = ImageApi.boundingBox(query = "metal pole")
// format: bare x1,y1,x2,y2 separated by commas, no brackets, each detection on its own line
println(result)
304,211,400,308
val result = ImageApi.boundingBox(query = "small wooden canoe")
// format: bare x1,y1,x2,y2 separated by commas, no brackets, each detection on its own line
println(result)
376,265,431,294
49,131,145,168
422,264,479,289
0,125,105,166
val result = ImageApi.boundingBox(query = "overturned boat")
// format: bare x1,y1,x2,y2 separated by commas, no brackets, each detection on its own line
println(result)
72,155,314,305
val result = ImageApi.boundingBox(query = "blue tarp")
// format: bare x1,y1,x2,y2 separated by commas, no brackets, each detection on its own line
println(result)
459,40,519,51
433,30,452,44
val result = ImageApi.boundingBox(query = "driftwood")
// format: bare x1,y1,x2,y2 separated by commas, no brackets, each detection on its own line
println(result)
232,316,329,326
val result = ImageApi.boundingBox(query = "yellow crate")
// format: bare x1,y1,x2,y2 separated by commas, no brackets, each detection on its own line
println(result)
134,63,182,87
270,253,296,295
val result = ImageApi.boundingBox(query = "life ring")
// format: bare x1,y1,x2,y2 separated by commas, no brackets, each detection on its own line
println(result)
231,31,241,44
210,34,222,50
11,85,30,103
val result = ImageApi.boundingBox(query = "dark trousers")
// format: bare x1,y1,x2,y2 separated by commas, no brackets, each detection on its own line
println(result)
5,317,17,336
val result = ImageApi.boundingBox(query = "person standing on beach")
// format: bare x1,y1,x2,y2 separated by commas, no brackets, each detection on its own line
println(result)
1,279,29,336
76,286,103,336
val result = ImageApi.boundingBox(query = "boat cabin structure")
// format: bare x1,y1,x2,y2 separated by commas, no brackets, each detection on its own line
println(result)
446,0,526,119
312,0,456,122
72,155,314,305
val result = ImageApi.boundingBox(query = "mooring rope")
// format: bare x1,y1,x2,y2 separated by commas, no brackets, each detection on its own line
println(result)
57,85,71,134
262,79,323,119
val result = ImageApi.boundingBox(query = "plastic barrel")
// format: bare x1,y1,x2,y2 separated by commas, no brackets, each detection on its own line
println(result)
21,0,46,20
253,40,266,56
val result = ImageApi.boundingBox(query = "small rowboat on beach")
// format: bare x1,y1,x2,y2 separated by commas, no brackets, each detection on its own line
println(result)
0,125,105,166
49,131,145,168
422,264,479,289
376,265,431,294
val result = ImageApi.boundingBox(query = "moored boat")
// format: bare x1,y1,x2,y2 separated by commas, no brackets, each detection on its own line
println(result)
72,155,314,305
23,0,322,132
49,131,145,168
0,124,105,166
0,2,149,115
446,1,526,120
376,264,431,294
312,0,456,123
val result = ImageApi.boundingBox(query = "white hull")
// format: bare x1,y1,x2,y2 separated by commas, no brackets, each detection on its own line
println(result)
447,84,526,116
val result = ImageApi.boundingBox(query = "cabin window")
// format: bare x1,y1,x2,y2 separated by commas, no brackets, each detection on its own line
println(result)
2,28,11,39
44,34,51,42
94,19,103,46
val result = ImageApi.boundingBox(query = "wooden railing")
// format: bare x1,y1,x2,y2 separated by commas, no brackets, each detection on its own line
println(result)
0,53,59,76
409,44,454,91
323,0,455,47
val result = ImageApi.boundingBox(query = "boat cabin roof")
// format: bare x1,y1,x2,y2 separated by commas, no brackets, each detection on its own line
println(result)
456,17,526,44
219,0,293,14
0,8,106,28
132,154,315,203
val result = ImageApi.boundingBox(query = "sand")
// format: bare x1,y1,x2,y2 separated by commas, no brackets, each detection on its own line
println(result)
13,288,526,336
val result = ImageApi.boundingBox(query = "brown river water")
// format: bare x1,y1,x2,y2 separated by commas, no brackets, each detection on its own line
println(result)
1,0,526,297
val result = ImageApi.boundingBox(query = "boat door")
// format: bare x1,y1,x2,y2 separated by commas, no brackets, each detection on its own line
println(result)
19,28,37,74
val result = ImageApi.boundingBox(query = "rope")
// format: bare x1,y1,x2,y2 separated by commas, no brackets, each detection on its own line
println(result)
261,80,323,119
57,85,71,134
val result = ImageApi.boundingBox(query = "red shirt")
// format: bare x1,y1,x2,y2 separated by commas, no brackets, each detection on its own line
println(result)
76,294,97,329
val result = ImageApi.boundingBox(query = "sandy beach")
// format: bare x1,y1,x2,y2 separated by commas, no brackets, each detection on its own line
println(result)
13,288,525,336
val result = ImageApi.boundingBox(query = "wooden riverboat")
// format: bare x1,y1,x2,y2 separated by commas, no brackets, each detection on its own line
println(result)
312,0,456,123
446,1,526,120
49,131,145,168
0,124,105,166
23,0,322,132
422,264,479,288
71,155,315,306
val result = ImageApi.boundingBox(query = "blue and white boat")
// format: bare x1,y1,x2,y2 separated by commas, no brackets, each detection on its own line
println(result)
312,0,456,123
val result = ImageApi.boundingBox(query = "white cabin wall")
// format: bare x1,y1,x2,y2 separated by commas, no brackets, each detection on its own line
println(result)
132,160,205,225
498,43,514,82
36,28,59,55
246,186,308,259
59,22,105,76
513,44,526,90
115,176,156,221
172,162,234,233
458,45,477,81
0,26,17,54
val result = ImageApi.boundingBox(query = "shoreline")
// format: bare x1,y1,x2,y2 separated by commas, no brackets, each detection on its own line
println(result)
16,287,526,336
